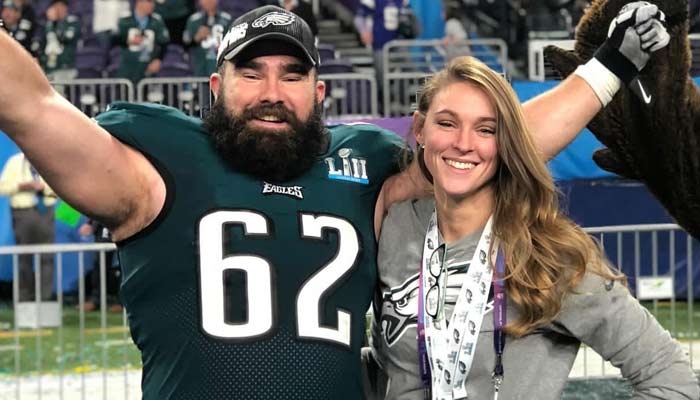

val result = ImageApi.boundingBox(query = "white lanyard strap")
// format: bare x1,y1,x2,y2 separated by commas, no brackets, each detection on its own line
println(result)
422,211,498,400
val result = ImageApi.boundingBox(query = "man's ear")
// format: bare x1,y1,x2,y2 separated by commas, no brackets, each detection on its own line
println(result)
210,72,222,101
316,79,326,103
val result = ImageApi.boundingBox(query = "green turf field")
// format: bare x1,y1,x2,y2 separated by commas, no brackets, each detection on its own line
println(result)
639,300,700,339
0,301,698,375
0,307,141,375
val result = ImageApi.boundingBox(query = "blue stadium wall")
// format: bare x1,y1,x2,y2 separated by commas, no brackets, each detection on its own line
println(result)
0,80,694,296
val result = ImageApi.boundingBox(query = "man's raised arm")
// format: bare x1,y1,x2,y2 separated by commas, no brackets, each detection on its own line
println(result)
523,1,670,160
0,30,165,240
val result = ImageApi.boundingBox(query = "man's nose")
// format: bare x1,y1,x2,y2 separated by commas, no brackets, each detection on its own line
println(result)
260,77,284,104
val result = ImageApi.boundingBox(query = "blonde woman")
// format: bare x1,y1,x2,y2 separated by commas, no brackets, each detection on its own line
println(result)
367,56,700,400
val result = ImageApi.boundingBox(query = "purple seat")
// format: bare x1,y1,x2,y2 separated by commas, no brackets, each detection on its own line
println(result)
319,59,354,74
157,62,193,77
75,46,107,69
75,47,107,78
163,44,187,64
322,78,375,117
108,46,121,66
106,62,120,78
318,43,336,62
71,0,93,13
220,0,257,19
76,67,103,79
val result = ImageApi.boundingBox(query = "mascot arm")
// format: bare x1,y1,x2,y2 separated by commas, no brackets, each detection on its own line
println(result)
548,0,700,239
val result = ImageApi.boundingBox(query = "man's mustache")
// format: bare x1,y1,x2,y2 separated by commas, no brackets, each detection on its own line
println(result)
240,104,299,125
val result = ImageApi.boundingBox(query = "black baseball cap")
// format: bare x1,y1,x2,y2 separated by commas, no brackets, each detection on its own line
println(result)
216,5,319,68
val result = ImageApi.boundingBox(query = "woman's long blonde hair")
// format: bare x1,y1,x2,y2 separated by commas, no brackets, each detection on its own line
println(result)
412,56,624,337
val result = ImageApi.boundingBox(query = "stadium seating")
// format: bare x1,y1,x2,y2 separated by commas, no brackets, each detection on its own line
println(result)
317,43,337,62
218,0,258,19
156,62,193,77
319,58,354,74
75,46,107,78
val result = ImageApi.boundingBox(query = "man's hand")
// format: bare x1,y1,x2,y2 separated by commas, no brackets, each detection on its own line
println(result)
194,25,210,43
595,1,669,84
128,35,145,46
360,31,372,46
146,59,161,75
558,1,670,107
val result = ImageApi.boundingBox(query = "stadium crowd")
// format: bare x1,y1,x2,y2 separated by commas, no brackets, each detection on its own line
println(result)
0,0,319,83
1,0,700,84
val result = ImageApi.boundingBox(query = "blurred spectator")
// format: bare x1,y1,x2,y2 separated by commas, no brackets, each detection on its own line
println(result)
40,0,80,80
570,0,589,32
442,2,468,60
113,0,170,84
354,0,417,87
93,0,131,48
182,0,230,76
1,0,34,53
279,0,317,38
154,0,194,45
78,220,122,313
0,152,57,302
691,0,700,33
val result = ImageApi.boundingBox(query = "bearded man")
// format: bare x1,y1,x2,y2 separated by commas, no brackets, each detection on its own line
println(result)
0,3,666,398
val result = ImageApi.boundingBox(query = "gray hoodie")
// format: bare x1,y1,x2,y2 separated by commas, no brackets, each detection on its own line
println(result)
366,198,699,400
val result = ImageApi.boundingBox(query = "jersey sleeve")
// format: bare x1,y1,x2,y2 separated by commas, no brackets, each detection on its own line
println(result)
64,16,81,44
94,102,205,163
371,126,406,179
114,18,130,45
154,16,171,46
333,123,407,185
183,13,199,46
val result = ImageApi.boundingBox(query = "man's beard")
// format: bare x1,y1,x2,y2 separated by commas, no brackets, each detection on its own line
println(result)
203,97,326,182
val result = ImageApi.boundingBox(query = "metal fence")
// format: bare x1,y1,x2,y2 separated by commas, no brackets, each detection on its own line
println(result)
527,39,574,81
0,242,140,399
50,74,378,120
49,79,135,118
382,38,509,117
319,72,378,119
0,224,697,398
577,223,699,378
136,77,211,118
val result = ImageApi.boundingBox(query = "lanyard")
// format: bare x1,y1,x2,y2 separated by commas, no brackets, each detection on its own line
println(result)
417,257,432,400
419,211,498,400
492,252,507,400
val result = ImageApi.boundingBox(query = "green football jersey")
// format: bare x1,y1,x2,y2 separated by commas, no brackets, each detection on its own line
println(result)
183,11,231,76
115,14,170,84
154,0,192,20
95,102,405,399
41,15,80,73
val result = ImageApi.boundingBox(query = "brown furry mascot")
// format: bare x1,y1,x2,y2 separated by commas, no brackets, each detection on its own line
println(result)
545,0,700,238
